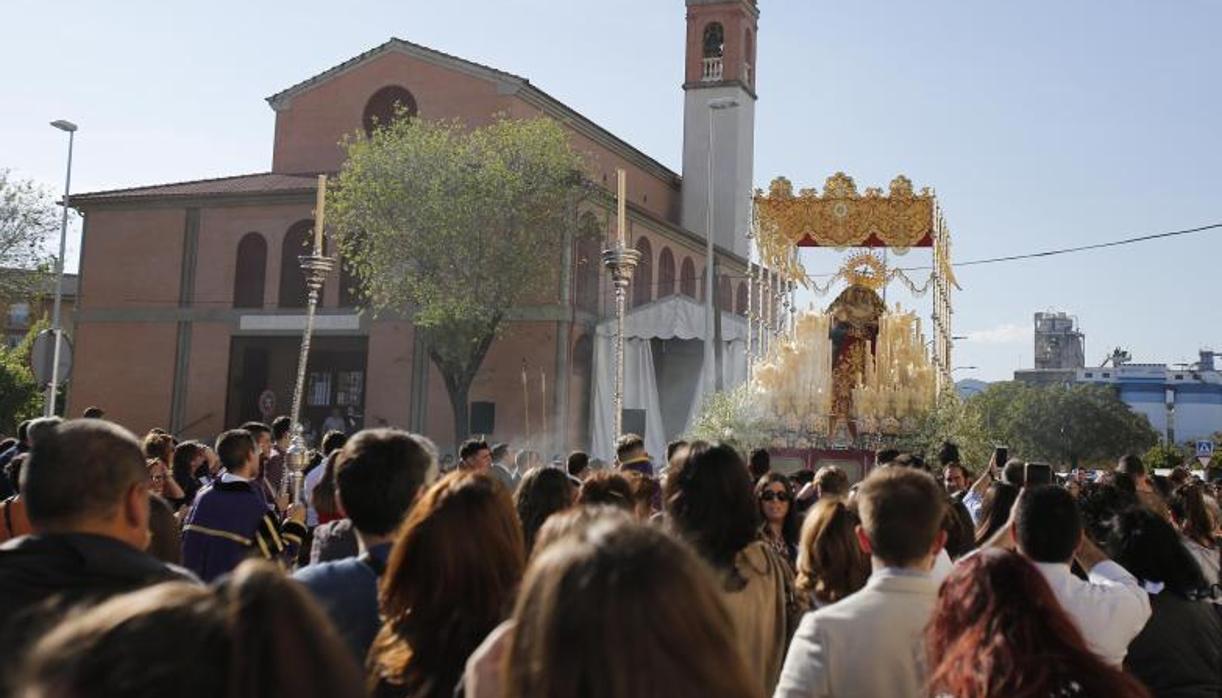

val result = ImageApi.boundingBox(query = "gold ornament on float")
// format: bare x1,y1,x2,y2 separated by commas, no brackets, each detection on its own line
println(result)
753,172,935,250
840,252,888,291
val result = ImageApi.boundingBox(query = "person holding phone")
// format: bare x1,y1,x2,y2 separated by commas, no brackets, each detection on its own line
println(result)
982,485,1152,666
961,446,1009,525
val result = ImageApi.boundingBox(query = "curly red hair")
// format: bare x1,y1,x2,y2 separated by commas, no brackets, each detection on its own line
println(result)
926,548,1150,698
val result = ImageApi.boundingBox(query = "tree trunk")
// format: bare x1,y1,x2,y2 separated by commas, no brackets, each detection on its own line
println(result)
425,318,500,455
447,377,471,455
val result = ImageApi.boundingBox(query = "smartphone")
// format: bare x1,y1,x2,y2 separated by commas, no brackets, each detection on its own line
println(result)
1025,462,1054,487
993,445,1008,470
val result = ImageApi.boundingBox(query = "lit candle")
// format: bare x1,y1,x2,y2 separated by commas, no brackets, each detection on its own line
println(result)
314,174,327,255
616,168,627,247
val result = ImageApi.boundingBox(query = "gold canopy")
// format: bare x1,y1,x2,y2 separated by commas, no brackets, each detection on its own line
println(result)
754,172,935,250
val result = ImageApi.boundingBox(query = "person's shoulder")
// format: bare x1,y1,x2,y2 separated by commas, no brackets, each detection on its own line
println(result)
294,558,367,589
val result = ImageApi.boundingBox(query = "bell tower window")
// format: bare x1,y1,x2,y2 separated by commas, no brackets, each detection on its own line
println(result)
702,23,725,81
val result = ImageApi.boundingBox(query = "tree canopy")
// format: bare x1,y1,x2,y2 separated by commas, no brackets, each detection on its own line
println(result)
0,169,57,302
0,322,45,435
914,382,1159,470
328,114,589,444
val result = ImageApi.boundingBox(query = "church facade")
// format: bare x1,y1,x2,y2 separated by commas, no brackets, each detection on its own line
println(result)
68,0,761,456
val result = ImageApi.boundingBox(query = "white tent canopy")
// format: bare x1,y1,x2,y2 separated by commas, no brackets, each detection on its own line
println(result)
589,295,748,464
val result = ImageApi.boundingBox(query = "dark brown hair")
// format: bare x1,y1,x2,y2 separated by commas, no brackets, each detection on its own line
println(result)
664,441,759,580
369,472,525,698
973,481,1020,548
515,466,576,554
1169,482,1217,549
755,472,799,551
813,465,849,497
577,470,633,510
310,451,342,521
613,433,645,461
503,519,761,698
795,497,869,606
927,549,1151,698
334,428,437,536
20,560,364,698
23,420,147,529
142,431,175,465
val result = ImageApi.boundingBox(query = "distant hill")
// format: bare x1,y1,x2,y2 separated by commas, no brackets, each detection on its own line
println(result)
956,378,990,398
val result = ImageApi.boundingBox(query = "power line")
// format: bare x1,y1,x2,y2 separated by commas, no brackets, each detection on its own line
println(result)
893,221,1222,272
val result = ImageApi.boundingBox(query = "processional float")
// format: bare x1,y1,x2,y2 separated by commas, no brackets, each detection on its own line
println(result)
747,172,959,449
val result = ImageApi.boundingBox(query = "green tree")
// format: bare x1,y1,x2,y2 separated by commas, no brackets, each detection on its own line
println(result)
1144,441,1188,470
0,322,46,435
964,382,1158,469
329,116,588,444
0,169,57,303
897,392,990,471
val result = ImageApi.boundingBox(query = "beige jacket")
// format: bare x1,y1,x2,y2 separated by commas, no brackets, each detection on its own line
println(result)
773,570,939,698
722,540,791,697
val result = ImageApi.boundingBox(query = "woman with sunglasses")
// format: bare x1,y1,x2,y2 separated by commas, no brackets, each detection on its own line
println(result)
755,472,799,566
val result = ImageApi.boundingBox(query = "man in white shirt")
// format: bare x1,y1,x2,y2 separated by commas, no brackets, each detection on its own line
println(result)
774,467,947,698
1010,485,1152,666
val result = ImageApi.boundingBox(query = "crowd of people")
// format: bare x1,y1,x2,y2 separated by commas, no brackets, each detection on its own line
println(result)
0,409,1219,697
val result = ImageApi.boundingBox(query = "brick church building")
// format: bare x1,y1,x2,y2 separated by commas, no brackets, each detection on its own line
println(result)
68,0,761,457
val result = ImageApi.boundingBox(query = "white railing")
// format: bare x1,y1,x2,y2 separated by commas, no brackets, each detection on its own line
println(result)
702,57,723,82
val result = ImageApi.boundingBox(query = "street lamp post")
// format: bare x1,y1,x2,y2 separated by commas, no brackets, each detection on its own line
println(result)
45,119,77,417
704,97,738,395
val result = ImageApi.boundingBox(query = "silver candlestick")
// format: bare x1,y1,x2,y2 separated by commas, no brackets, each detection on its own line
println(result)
602,245,640,445
283,253,336,504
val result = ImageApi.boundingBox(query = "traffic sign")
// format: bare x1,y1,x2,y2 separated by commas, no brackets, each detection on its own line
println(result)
30,329,72,387
1196,440,1215,458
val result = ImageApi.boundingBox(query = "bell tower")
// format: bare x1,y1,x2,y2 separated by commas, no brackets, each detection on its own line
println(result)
681,0,758,259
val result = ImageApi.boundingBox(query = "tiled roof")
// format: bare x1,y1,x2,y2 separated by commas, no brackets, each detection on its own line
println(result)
0,268,78,297
72,172,318,203
266,37,527,108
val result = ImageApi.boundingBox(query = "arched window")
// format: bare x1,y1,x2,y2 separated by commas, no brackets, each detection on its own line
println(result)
699,266,707,302
632,236,653,307
233,232,267,309
718,275,733,311
657,247,676,297
279,220,313,308
735,281,748,316
363,85,418,136
679,257,696,298
575,212,601,312
703,23,725,58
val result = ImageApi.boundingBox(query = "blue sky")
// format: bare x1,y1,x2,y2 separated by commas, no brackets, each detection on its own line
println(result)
4,0,1220,381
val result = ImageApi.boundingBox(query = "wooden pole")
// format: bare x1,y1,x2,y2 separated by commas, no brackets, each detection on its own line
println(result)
616,169,627,247
313,175,327,254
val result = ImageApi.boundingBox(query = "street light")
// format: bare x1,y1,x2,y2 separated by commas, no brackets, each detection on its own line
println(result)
704,97,739,395
952,366,978,372
45,119,77,417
